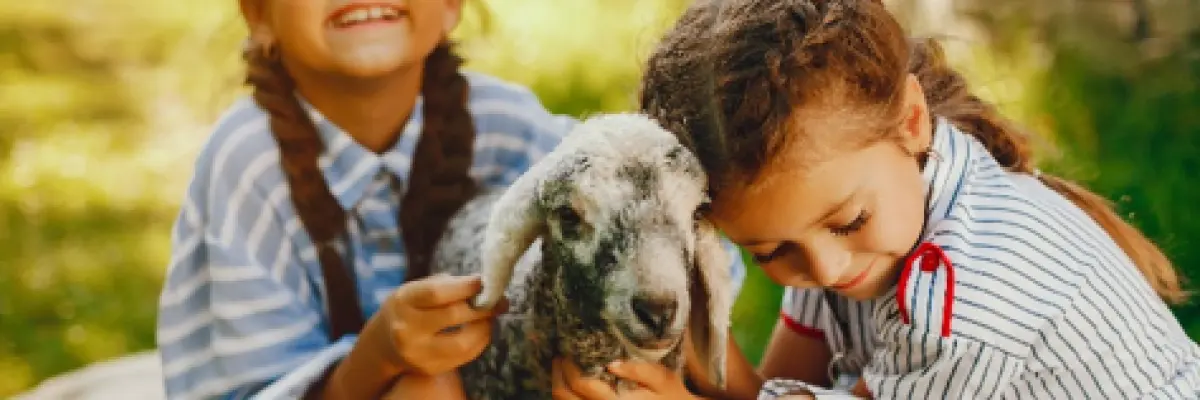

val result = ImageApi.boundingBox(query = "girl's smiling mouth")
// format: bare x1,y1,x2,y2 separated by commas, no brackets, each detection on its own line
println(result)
327,3,405,29
830,258,876,290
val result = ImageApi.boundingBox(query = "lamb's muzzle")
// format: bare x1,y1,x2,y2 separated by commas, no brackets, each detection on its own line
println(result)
630,294,679,341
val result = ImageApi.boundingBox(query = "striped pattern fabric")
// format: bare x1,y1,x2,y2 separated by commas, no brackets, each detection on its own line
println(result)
155,69,750,400
773,118,1200,399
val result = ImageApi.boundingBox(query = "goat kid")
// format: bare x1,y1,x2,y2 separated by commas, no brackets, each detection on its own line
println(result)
429,113,734,399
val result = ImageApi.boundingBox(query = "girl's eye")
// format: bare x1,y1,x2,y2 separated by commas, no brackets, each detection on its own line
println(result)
752,242,794,264
831,210,871,237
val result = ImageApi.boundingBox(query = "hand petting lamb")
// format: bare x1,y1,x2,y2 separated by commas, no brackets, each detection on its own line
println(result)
428,113,734,399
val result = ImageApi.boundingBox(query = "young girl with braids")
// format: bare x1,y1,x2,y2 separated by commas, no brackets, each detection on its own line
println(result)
155,1,586,398
554,0,1200,398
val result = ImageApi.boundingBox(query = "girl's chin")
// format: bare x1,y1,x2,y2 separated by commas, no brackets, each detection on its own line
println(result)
793,271,900,300
330,50,412,78
835,286,886,301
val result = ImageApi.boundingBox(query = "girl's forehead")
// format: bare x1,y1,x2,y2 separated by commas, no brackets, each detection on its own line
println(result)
713,139,915,237
738,131,877,193
772,104,895,162
712,147,872,228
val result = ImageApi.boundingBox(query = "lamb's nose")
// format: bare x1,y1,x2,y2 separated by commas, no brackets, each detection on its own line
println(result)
631,295,677,338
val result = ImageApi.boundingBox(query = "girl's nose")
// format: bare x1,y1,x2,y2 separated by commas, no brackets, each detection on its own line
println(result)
804,240,851,287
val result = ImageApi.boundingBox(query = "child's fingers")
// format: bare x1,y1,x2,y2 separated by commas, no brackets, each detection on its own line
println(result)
551,358,582,400
851,378,871,398
400,274,483,308
560,358,618,400
607,360,672,392
431,318,494,363
423,300,502,332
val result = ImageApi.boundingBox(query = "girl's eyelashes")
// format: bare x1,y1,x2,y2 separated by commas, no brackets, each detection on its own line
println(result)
750,210,871,263
752,242,794,264
831,209,871,237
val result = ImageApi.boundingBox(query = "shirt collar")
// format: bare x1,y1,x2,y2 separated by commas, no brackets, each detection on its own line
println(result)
295,94,427,210
920,117,979,235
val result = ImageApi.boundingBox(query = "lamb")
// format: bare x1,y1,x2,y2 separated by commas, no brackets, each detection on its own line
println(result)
429,113,735,399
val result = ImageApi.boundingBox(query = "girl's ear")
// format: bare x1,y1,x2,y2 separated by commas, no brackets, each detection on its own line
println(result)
239,0,275,48
443,0,465,35
899,73,932,155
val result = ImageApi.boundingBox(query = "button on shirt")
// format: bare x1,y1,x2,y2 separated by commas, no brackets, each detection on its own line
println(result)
778,118,1200,398
156,71,749,400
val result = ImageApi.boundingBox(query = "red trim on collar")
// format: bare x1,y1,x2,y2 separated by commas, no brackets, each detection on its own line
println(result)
896,242,956,338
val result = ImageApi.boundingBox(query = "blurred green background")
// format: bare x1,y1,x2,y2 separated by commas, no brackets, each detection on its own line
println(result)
1,0,1197,396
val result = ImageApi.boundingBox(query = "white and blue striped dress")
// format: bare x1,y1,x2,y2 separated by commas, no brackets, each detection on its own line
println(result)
765,118,1200,399
155,71,750,400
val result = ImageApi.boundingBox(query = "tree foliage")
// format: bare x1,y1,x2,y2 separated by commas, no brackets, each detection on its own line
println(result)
952,0,1200,333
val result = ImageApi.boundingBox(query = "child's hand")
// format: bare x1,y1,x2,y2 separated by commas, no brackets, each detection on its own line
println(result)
551,357,699,400
607,360,699,399
382,370,469,400
368,274,508,376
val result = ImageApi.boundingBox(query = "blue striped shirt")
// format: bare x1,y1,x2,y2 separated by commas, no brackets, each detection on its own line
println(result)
777,118,1200,398
155,70,750,400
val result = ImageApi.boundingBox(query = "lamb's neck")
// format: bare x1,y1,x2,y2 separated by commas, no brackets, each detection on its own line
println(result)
521,254,561,357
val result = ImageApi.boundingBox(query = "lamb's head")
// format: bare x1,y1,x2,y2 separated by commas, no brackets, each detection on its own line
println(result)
471,113,734,389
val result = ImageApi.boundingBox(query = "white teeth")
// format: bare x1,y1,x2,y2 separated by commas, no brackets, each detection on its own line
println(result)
335,6,400,27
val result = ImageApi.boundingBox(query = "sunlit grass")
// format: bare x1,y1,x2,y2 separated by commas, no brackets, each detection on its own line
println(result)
0,1,239,395
0,199,173,395
0,131,187,395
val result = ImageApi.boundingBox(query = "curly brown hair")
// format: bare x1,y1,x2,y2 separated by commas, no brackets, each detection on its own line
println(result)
639,0,1186,304
242,41,479,338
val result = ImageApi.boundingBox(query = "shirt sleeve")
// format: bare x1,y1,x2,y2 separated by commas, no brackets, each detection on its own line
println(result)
156,136,336,400
247,336,357,400
466,76,579,191
779,287,832,341
721,238,748,301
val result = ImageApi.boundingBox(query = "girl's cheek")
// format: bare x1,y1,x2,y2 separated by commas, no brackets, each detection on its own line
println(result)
759,263,795,287
864,194,925,254
760,257,817,288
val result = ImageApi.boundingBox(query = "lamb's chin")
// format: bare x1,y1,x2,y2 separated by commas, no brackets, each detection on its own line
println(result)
613,329,681,362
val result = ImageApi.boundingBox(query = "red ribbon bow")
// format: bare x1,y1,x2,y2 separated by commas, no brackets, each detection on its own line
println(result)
896,242,955,338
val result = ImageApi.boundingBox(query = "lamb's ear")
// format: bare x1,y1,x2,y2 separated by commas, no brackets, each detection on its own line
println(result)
470,164,547,310
687,218,734,389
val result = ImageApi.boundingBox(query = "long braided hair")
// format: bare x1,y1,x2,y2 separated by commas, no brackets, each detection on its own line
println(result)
242,41,479,338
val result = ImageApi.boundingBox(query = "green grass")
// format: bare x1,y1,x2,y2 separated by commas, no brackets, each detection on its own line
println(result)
730,254,784,367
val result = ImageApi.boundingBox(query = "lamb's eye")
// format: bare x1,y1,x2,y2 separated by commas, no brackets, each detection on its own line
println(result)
555,206,583,230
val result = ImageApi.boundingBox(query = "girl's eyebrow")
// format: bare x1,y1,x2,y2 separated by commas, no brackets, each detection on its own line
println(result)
798,178,861,230
811,191,856,227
